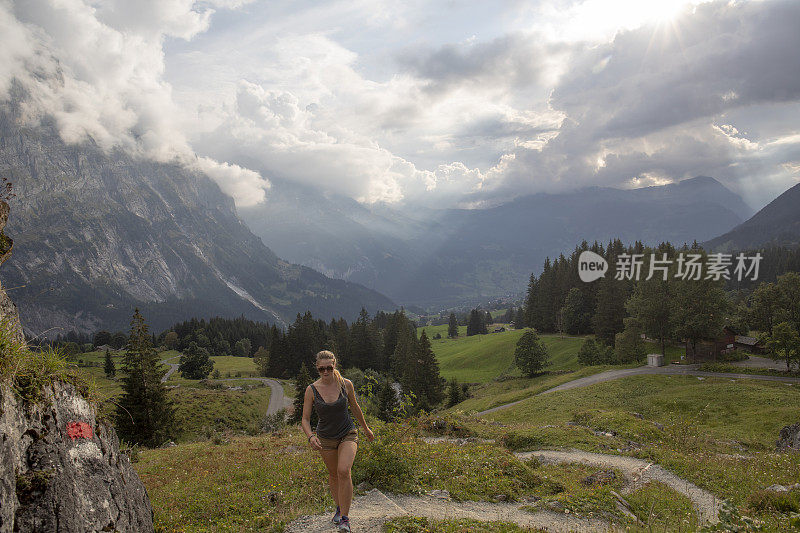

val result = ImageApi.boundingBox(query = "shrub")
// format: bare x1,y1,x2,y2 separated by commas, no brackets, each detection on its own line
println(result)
501,431,543,451
261,408,287,433
748,489,800,514
352,423,417,493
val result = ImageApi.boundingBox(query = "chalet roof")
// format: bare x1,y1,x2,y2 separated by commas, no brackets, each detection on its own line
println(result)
734,335,761,346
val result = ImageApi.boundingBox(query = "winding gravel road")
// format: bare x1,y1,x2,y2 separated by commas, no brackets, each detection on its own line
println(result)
478,363,800,415
158,356,291,415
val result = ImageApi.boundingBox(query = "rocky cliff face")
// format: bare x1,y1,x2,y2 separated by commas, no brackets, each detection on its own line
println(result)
0,381,154,533
0,200,154,532
0,102,393,335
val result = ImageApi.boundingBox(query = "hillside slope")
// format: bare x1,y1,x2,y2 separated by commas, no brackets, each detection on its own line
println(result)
705,182,800,251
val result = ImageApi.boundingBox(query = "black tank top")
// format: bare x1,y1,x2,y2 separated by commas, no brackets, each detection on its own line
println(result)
310,383,356,439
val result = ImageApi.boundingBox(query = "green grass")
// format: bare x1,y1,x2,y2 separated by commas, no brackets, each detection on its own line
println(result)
384,516,544,532
624,481,698,532
170,385,271,440
463,374,800,530
165,356,259,383
0,318,92,403
135,432,328,532
699,362,800,378
452,365,618,413
419,328,586,383
136,418,635,532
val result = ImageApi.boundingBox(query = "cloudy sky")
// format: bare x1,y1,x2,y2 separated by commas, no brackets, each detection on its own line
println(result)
2,0,799,210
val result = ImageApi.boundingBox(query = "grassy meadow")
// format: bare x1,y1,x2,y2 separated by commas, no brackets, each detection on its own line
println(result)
73,350,276,440
418,324,590,383
71,326,800,531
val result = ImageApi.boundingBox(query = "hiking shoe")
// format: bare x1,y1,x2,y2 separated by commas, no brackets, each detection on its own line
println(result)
331,506,341,525
338,516,350,531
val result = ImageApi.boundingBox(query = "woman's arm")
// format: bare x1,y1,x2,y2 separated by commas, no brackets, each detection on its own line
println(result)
301,385,322,450
345,379,374,441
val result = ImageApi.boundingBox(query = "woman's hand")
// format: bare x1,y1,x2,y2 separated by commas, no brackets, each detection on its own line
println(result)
364,427,375,442
309,435,322,451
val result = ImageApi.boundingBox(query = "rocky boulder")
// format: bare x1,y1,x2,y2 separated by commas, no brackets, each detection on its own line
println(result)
0,382,154,532
776,423,800,452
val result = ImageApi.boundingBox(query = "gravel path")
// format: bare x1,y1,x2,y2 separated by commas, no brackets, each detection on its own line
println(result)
478,364,800,415
516,449,721,525
285,487,614,532
284,444,722,532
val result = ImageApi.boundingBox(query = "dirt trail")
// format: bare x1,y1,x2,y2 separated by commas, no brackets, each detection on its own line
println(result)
285,487,613,532
516,449,721,525
284,444,722,532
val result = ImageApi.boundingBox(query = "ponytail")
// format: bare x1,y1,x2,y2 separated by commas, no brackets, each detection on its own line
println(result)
332,369,345,391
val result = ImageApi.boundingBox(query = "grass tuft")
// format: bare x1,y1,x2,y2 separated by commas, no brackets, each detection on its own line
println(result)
0,318,93,403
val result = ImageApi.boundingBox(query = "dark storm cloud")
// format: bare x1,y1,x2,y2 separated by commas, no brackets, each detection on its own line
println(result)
552,0,800,142
397,34,573,94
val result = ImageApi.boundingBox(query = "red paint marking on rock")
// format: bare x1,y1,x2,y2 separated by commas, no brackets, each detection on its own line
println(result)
67,421,93,441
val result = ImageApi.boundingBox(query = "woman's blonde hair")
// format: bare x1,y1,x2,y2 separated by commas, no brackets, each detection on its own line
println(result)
315,350,345,390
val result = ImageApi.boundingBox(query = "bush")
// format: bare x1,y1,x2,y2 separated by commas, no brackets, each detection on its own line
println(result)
418,413,474,438
501,431,543,451
352,423,417,493
577,339,614,366
261,408,287,433
748,489,800,514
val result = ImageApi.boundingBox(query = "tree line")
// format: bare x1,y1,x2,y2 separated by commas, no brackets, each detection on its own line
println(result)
521,239,800,369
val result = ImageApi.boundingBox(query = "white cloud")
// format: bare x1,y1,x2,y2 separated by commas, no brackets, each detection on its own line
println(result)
2,0,800,212
0,0,269,205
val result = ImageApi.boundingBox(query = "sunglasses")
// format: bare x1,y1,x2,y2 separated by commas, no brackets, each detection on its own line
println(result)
317,365,334,373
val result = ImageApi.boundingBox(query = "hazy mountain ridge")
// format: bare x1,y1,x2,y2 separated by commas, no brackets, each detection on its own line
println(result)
0,105,394,335
243,176,750,308
705,182,800,251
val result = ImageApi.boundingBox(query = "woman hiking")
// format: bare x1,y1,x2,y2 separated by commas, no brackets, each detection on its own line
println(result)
302,350,374,532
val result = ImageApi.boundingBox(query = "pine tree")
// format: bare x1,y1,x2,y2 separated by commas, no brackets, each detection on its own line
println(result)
291,363,316,425
514,307,525,329
447,312,459,338
253,346,270,376
103,348,115,378
412,331,445,410
446,377,463,407
376,378,398,422
116,309,177,447
562,287,590,335
348,308,383,370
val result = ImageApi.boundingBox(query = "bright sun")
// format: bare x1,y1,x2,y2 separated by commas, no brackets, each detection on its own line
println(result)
551,0,708,43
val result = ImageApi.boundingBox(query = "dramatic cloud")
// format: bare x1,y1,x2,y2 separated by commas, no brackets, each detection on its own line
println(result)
2,0,799,210
0,0,269,206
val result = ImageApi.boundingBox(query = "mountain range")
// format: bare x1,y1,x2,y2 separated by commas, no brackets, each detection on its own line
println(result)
5,94,790,336
0,103,394,336
241,176,754,308
705,182,800,251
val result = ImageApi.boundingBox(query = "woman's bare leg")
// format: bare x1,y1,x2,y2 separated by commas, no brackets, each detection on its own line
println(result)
319,449,339,507
336,441,357,516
